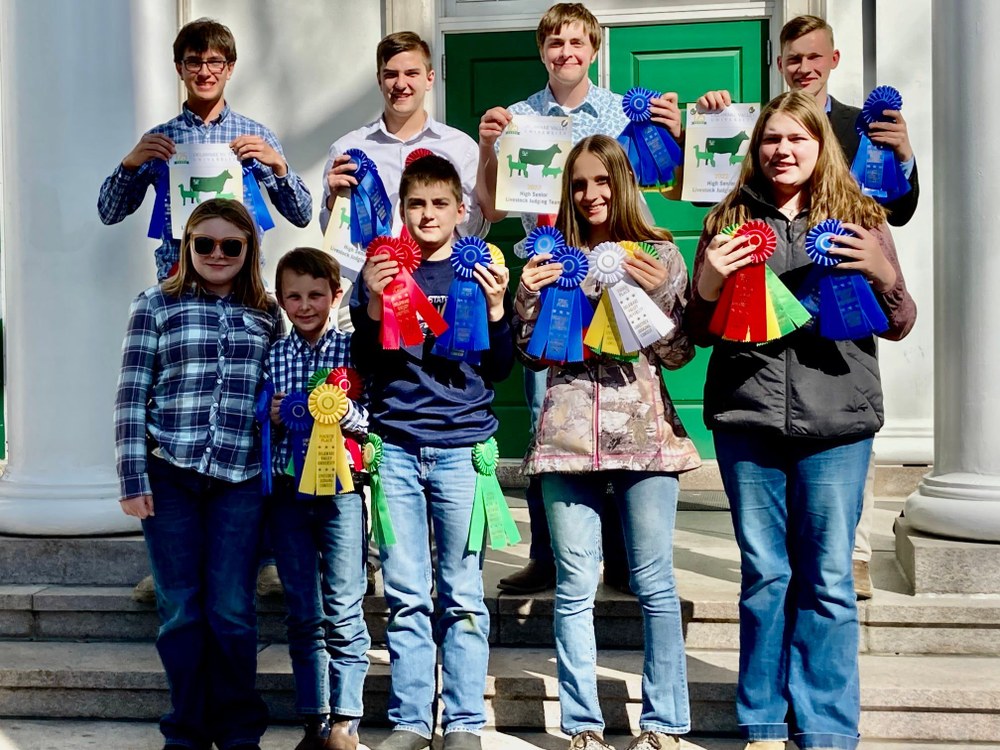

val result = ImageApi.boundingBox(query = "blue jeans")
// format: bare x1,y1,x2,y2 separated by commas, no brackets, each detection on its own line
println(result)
269,479,370,718
377,441,490,737
542,471,690,736
143,455,268,750
714,431,872,750
524,368,553,563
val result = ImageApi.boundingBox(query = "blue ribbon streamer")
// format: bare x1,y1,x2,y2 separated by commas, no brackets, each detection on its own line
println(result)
800,219,889,340
345,148,392,246
242,163,275,232
851,86,911,203
526,246,592,363
434,237,492,362
616,87,682,187
147,162,169,240
254,380,275,497
279,391,313,500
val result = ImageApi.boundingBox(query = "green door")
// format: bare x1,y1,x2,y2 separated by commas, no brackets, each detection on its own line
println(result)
609,21,769,458
445,20,768,458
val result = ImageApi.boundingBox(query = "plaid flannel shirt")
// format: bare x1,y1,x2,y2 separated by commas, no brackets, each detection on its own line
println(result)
98,103,312,280
114,284,280,499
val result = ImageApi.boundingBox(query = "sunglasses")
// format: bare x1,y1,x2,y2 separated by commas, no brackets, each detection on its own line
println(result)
191,235,247,258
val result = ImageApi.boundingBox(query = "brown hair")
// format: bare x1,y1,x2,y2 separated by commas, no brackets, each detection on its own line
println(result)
536,3,601,52
275,248,342,300
376,31,432,74
398,154,463,207
779,15,835,50
173,18,237,64
557,135,672,248
705,91,886,235
162,199,270,310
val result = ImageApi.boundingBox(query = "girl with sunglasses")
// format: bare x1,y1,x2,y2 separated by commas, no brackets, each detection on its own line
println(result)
115,198,280,750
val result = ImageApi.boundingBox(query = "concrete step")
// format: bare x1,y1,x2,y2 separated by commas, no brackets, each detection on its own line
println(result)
0,642,998,743
3,720,990,750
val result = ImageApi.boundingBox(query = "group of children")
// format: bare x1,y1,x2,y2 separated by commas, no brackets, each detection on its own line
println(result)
107,6,916,750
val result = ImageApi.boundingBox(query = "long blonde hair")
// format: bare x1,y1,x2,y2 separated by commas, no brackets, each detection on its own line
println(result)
162,199,270,311
557,134,673,248
705,91,886,236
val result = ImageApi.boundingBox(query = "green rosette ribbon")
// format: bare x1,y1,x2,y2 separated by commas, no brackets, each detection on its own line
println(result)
363,434,396,547
468,438,522,553
307,368,333,393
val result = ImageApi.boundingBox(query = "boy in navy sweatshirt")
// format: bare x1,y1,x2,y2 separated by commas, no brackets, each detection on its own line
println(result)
350,156,513,750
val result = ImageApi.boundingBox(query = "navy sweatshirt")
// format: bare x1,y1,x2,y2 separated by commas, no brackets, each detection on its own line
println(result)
350,256,514,448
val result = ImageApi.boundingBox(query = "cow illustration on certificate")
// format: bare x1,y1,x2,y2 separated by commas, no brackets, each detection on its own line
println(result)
495,114,572,214
169,143,244,238
681,103,759,202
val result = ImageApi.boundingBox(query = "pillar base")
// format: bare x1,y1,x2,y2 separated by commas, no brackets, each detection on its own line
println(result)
895,516,1000,594
0,470,139,536
905,471,1000,542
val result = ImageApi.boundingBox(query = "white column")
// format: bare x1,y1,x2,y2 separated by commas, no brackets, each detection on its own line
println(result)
904,0,1000,541
0,0,177,534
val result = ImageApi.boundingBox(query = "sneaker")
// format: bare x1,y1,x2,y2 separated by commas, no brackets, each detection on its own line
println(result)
442,732,482,749
497,559,556,594
625,732,680,749
132,575,156,604
570,731,615,750
743,743,786,750
325,717,360,750
256,563,284,598
853,559,873,600
377,730,432,750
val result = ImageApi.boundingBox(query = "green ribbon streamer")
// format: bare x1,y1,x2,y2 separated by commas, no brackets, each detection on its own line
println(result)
468,437,522,553
307,368,333,392
763,265,812,339
363,434,396,547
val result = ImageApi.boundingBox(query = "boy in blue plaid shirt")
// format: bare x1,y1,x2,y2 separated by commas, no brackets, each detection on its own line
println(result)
267,248,370,750
98,18,312,281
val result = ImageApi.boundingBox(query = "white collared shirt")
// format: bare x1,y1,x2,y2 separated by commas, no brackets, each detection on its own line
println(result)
319,114,488,238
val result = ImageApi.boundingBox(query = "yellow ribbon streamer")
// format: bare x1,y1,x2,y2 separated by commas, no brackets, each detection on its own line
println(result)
584,292,626,355
299,384,354,496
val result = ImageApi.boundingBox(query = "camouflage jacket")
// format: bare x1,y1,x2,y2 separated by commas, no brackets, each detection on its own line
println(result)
514,240,702,476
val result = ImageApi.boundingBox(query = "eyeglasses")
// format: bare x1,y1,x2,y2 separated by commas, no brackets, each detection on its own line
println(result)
182,57,229,74
191,235,247,258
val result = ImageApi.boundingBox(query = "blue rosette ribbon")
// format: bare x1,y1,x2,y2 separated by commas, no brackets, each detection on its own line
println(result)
433,236,492,363
850,86,910,203
147,161,170,240
523,225,567,259
799,219,889,340
278,391,314,498
241,162,276,233
254,380,275,496
526,245,593,364
344,148,392,246
616,87,683,188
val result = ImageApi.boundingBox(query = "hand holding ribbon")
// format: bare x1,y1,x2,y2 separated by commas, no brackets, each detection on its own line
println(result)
851,86,911,203
467,438,521,552
799,219,889,340
366,235,448,349
254,380,275,497
433,237,493,362
364,434,396,547
298,384,354,496
345,148,392,246
526,244,593,364
617,87,683,188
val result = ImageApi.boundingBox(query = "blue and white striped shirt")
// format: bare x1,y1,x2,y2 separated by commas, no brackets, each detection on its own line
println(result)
98,103,313,280
114,284,280,499
266,326,369,478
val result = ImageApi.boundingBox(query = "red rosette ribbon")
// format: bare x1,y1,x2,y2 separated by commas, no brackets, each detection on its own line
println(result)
366,235,448,349
405,148,435,167
709,220,776,343
325,367,364,469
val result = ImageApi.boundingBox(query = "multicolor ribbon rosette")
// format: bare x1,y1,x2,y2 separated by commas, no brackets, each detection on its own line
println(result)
366,235,448,349
526,245,593,364
298,384,354,496
467,438,521,553
254,379,276,496
433,236,493,362
851,86,911,203
345,148,392,246
363,434,395,547
708,221,811,343
242,162,276,232
617,87,683,188
584,242,676,357
799,219,889,340
278,391,313,485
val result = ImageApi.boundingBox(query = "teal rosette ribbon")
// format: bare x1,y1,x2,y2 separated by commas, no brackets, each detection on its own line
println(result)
467,438,522,553
526,245,593,364
433,236,492,363
851,86,910,203
345,148,392,246
798,219,889,340
617,87,683,187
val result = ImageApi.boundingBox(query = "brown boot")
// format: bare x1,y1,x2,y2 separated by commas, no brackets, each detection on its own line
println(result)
853,559,873,600
325,718,360,750
295,715,331,750
497,559,556,594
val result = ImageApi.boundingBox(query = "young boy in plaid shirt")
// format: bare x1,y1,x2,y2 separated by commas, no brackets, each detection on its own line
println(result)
267,248,370,750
